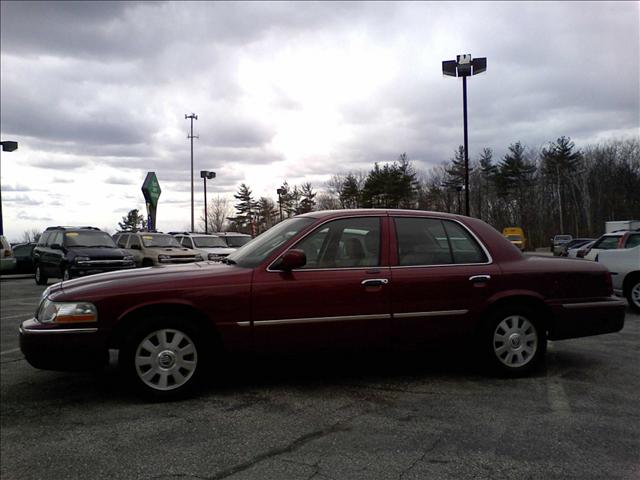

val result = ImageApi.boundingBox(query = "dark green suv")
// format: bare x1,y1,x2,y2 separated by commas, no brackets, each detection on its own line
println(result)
32,226,135,285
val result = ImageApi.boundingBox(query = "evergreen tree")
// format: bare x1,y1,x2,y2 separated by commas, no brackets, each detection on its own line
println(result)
297,182,316,214
339,174,361,208
118,209,146,232
361,153,418,208
229,183,257,234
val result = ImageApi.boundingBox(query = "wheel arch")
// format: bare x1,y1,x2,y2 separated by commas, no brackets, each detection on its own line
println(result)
622,271,640,297
108,303,219,351
479,294,555,334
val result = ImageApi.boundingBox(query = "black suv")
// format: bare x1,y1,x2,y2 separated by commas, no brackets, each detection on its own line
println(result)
32,226,135,285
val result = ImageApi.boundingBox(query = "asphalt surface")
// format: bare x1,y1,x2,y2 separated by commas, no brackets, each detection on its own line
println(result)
1,275,639,480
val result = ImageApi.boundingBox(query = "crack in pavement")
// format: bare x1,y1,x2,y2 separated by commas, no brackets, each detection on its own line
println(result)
398,435,443,480
205,415,359,480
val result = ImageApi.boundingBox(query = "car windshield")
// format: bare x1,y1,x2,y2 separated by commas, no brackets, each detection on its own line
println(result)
193,236,228,248
507,235,522,241
63,231,116,247
141,234,181,248
226,217,315,268
224,236,252,248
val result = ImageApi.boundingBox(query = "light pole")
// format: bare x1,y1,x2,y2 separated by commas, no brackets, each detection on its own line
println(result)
200,170,216,233
276,186,285,222
185,113,198,231
0,141,19,236
442,54,487,217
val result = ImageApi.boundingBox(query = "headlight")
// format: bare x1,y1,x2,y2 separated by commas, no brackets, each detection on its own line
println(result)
74,256,91,264
194,254,203,261
123,255,135,264
37,299,98,324
158,254,171,263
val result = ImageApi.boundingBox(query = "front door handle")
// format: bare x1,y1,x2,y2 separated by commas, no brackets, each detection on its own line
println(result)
361,278,389,287
469,275,491,283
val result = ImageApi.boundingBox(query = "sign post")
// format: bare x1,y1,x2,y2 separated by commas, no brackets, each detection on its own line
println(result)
142,172,161,231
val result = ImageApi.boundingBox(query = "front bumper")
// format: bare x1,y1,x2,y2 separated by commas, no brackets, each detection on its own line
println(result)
548,297,626,340
69,264,135,278
19,319,108,371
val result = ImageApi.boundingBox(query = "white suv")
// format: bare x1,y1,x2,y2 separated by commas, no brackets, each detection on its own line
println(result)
172,233,236,261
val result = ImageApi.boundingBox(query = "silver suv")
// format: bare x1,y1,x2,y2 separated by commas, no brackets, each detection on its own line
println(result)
113,232,203,267
171,232,236,261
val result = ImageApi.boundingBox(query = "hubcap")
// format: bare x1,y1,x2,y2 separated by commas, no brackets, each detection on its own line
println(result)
632,283,640,308
36,266,41,281
134,328,198,391
493,315,538,368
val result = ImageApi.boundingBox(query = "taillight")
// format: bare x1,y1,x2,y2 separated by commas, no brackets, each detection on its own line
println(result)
617,236,625,248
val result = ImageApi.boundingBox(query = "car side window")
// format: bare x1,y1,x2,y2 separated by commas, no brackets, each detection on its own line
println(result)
129,235,141,249
50,231,63,246
117,234,129,248
625,234,640,249
441,220,488,264
594,236,619,250
181,237,193,248
293,217,381,269
38,231,51,246
395,217,453,266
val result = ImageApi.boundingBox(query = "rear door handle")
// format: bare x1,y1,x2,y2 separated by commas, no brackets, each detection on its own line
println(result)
361,279,389,287
469,275,491,283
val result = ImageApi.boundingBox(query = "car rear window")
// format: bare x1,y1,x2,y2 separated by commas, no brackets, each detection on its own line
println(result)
594,235,621,250
394,217,488,266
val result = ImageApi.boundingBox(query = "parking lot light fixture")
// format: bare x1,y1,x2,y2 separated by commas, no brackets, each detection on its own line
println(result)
200,170,216,233
442,54,487,217
0,140,19,236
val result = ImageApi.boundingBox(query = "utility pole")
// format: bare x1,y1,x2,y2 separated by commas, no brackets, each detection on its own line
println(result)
185,113,198,231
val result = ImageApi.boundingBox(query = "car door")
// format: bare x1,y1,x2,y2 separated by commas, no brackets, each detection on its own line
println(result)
126,234,145,266
251,215,392,353
42,231,64,276
389,216,500,346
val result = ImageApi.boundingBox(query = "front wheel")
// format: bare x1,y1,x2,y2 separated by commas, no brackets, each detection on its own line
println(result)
122,319,206,399
627,279,640,313
482,306,546,376
35,264,48,285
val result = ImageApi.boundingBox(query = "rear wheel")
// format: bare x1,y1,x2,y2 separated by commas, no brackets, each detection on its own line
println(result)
35,264,48,285
482,306,546,376
121,317,207,400
627,279,640,313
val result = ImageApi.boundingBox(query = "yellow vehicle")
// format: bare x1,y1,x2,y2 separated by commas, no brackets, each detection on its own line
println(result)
503,227,526,251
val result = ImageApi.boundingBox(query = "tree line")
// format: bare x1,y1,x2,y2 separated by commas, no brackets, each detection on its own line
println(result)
224,136,639,248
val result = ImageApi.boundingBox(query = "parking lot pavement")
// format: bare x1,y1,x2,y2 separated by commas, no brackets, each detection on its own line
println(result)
1,277,639,480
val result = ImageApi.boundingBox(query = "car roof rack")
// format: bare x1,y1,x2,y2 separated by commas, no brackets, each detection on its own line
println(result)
45,226,101,231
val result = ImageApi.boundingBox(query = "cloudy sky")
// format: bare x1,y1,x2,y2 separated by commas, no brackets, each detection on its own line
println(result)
1,1,638,241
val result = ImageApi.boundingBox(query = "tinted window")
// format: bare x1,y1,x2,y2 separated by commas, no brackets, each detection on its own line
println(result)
394,217,487,266
50,231,63,246
625,234,640,248
140,234,181,248
225,236,251,248
194,236,228,248
442,220,488,264
395,217,453,266
294,217,381,269
39,231,51,246
180,237,194,248
116,234,129,248
129,235,141,249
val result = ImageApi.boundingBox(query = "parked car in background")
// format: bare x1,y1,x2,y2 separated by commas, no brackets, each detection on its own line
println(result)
214,232,252,248
32,227,136,284
114,232,203,267
0,235,17,273
596,245,640,312
503,227,526,251
21,209,625,400
568,240,596,258
170,232,235,262
580,230,640,261
551,234,573,256
11,242,37,273
559,238,594,257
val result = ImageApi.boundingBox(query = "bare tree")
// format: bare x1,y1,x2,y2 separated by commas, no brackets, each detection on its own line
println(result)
21,228,41,243
200,195,232,232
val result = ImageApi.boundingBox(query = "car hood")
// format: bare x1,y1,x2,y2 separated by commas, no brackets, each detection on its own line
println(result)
53,262,248,300
197,247,236,255
67,246,128,258
144,247,197,254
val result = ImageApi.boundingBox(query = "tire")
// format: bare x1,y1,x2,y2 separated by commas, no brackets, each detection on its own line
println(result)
142,258,154,267
481,306,547,376
35,264,48,285
121,317,207,400
627,279,640,313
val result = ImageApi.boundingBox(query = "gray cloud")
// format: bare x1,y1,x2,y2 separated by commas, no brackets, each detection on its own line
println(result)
2,184,32,192
104,176,136,185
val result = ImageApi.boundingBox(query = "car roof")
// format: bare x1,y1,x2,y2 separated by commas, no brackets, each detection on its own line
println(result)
296,209,467,220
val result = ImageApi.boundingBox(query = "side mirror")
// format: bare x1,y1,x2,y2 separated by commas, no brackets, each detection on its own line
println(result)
273,249,306,271
50,243,62,250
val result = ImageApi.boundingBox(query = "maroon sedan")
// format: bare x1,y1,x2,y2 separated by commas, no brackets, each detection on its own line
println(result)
20,210,625,399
